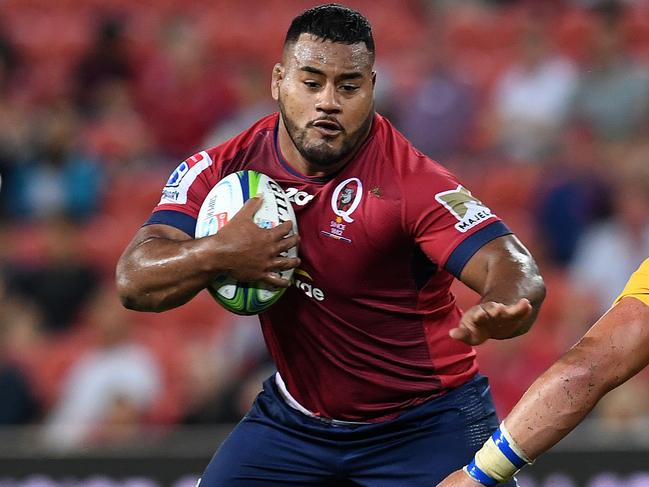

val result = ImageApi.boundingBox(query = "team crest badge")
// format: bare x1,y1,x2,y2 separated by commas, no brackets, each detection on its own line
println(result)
331,177,363,223
320,177,363,243
435,185,496,233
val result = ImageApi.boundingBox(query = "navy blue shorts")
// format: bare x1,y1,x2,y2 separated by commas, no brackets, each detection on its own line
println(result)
199,374,517,486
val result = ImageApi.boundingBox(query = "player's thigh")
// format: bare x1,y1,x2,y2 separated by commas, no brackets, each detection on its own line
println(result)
347,375,517,486
346,419,518,486
198,417,339,486
344,425,495,486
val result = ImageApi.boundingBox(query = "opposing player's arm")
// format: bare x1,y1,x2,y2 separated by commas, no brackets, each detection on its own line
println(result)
116,197,300,312
437,296,649,486
505,296,649,458
452,234,546,345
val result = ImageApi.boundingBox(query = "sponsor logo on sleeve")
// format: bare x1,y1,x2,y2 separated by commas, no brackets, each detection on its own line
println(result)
159,151,212,205
435,185,496,232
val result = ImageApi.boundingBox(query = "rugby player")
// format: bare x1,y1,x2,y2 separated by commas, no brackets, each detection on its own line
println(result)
438,259,649,486
116,4,546,485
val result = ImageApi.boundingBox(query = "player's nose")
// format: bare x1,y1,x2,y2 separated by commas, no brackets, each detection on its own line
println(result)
315,84,341,113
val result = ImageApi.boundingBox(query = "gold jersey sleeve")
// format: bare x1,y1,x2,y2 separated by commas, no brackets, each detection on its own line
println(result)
614,259,649,308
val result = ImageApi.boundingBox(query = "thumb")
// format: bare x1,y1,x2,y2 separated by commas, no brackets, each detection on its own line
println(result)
505,298,533,318
235,194,264,219
449,325,473,344
449,315,489,345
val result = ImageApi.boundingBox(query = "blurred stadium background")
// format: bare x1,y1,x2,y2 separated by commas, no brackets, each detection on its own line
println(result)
1,0,649,485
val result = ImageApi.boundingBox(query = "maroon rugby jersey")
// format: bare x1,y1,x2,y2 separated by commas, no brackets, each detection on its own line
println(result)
147,113,511,422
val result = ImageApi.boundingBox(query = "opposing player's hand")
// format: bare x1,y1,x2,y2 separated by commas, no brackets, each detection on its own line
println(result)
206,195,300,288
436,469,482,486
450,298,533,345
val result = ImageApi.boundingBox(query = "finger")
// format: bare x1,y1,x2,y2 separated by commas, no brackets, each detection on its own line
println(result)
452,306,492,344
269,256,301,271
449,326,473,344
269,220,295,237
484,298,533,320
449,325,488,345
274,234,300,253
455,313,480,339
461,303,493,328
507,297,533,317
261,272,293,288
235,195,264,219
478,301,505,319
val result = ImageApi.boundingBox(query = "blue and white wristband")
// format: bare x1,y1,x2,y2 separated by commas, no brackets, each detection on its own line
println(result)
463,422,533,485
465,459,499,486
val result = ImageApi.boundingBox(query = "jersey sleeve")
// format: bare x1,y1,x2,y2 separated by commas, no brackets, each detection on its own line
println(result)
402,163,511,278
614,259,649,308
144,150,215,237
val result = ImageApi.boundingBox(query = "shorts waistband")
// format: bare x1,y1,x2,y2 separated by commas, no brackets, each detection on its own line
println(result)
274,372,370,426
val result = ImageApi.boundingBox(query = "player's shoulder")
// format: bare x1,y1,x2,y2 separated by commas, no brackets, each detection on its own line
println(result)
157,114,278,208
203,112,278,164
637,259,649,275
372,113,457,181
615,258,649,307
629,259,649,285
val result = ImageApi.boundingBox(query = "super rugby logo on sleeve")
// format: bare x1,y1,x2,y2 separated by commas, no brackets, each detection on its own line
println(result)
160,151,212,205
435,185,496,232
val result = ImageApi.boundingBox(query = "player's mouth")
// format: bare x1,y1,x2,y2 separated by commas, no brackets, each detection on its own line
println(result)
311,119,343,137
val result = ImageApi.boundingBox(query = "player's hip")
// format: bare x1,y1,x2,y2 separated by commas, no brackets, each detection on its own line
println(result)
244,372,498,444
199,373,507,485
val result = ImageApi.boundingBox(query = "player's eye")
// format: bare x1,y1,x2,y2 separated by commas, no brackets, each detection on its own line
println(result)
304,81,320,89
340,85,360,93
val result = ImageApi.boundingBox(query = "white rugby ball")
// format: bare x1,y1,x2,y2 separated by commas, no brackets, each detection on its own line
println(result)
195,170,298,315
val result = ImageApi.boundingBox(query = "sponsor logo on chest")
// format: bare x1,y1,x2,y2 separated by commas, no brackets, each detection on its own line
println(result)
284,187,315,206
293,269,325,301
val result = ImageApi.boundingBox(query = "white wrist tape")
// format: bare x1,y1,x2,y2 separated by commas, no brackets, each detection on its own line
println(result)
472,422,533,483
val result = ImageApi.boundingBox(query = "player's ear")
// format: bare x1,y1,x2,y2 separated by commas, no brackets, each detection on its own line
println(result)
271,64,284,101
371,71,376,88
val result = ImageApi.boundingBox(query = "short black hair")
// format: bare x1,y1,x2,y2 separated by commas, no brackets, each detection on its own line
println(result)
284,4,375,56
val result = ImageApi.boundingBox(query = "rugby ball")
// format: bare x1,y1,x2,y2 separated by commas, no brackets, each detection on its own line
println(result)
195,170,298,315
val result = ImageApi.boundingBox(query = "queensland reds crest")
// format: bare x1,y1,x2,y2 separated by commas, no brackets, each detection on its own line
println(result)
320,178,363,243
331,177,363,223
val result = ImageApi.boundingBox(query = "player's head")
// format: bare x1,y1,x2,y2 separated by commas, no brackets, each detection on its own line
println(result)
272,4,376,170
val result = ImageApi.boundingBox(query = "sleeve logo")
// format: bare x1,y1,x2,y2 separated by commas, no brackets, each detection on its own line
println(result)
165,161,189,187
435,185,496,233
159,151,212,205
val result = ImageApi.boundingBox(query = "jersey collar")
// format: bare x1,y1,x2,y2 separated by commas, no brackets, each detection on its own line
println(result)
273,113,378,184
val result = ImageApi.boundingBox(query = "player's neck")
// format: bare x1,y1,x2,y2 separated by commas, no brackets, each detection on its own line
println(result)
276,118,369,178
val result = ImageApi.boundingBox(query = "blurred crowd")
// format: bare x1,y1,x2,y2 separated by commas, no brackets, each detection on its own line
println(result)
2,0,649,451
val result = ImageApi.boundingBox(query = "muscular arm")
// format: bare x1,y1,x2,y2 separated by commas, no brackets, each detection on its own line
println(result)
505,296,649,458
116,197,300,312
437,296,649,486
451,234,546,345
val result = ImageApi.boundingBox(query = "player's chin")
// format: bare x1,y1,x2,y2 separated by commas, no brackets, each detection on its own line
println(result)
302,144,344,166
322,137,348,152
305,137,342,155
